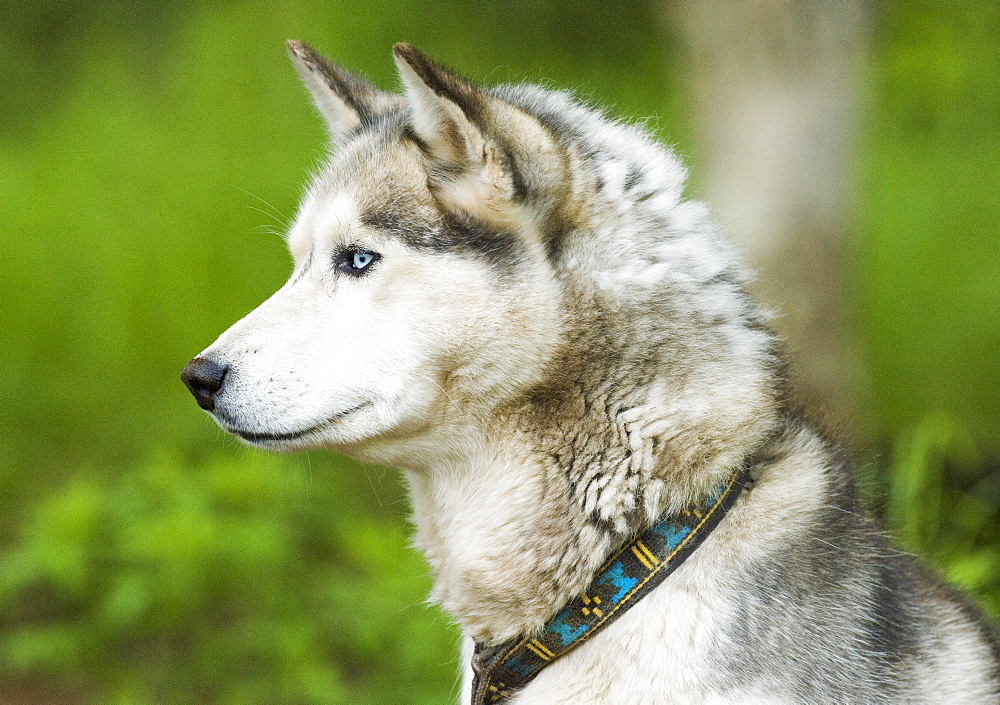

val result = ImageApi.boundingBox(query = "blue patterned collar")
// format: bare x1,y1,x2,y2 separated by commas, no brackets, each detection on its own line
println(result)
470,465,751,704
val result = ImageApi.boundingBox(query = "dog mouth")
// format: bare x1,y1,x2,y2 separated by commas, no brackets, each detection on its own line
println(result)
225,401,372,442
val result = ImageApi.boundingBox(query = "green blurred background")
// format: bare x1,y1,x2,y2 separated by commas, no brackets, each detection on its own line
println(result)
0,1,997,703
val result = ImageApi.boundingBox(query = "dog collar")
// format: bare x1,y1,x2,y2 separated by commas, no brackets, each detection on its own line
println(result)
469,465,750,704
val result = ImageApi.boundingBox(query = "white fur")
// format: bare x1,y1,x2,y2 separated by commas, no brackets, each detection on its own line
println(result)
188,44,999,704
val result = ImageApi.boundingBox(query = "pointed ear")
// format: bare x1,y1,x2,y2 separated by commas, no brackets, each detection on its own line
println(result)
287,40,400,145
392,43,490,167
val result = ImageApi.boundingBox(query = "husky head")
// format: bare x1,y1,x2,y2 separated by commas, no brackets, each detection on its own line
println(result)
182,43,569,463
183,42,781,521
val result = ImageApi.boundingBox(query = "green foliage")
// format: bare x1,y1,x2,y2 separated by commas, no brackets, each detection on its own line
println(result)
856,0,1000,445
886,411,1000,618
0,0,998,701
0,451,457,704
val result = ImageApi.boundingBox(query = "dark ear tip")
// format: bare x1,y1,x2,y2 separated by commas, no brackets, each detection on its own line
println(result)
392,43,420,63
285,39,322,63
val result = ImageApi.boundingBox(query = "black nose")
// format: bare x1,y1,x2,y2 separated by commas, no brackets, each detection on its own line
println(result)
181,357,229,411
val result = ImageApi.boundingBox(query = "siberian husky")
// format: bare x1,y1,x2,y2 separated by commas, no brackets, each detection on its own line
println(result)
182,42,1000,703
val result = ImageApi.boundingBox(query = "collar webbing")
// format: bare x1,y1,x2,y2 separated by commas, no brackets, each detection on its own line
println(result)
470,465,750,704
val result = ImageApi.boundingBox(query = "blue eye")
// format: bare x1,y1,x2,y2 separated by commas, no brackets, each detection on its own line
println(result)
336,246,380,277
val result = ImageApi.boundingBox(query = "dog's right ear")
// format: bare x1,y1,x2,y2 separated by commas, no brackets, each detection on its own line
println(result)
287,40,400,146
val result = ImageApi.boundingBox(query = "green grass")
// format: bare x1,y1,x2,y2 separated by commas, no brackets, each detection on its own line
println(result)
0,451,458,705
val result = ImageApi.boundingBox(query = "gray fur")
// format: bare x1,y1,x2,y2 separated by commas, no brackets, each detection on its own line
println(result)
182,43,1000,703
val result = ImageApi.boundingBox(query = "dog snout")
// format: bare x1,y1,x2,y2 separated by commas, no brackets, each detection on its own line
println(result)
181,357,229,411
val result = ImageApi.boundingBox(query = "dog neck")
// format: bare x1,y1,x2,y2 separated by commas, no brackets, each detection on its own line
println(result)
387,265,781,644
398,374,768,644
402,422,624,644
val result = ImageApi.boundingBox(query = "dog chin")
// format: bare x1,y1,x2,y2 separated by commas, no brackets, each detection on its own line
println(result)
219,402,375,451
235,433,323,453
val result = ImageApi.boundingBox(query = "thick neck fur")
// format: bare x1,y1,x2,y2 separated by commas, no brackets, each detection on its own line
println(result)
403,422,606,645
394,85,785,644
401,286,781,644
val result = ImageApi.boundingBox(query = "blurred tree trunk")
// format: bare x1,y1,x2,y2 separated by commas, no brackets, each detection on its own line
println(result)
663,1,870,434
